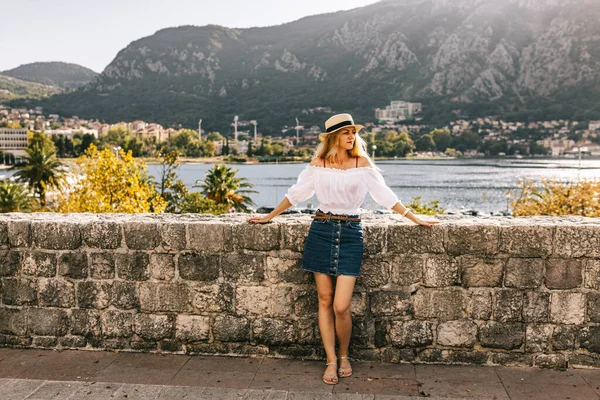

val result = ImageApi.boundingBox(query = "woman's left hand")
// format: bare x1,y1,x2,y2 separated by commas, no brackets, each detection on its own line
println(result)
416,218,441,228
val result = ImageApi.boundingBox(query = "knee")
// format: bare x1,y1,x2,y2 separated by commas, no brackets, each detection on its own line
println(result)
333,301,351,318
318,291,334,308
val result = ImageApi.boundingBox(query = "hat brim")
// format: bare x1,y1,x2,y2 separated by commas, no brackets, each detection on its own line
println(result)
318,124,364,142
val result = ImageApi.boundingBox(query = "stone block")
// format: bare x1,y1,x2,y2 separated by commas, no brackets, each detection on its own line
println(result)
350,317,370,346
159,339,181,352
550,292,585,324
446,224,499,255
523,292,550,322
587,293,600,322
101,310,134,338
423,255,458,287
213,316,250,342
296,319,318,345
437,320,477,347
459,256,504,287
0,221,6,246
139,282,192,313
178,252,220,282
552,325,579,351
555,225,600,258
82,221,122,249
0,334,31,347
123,221,159,250
545,259,583,289
270,286,294,317
0,250,20,276
175,315,210,341
134,314,175,340
59,335,87,348
222,252,265,282
363,225,387,255
21,251,57,277
584,258,600,290
111,281,139,309
252,318,296,345
504,258,544,289
70,309,101,337
190,284,234,313
58,253,88,279
389,255,423,287
280,223,309,252
525,324,553,353
33,336,58,348
158,222,187,250
233,223,280,251
360,255,392,288
413,288,466,321
0,308,27,335
491,352,535,366
480,321,524,350
493,289,523,322
28,308,69,336
369,290,412,316
38,278,75,307
536,354,567,370
149,253,175,281
351,292,368,316
236,286,270,315
466,289,492,320
293,288,318,317
387,224,445,254
31,221,81,250
7,220,30,247
116,252,150,281
390,320,433,348
569,354,600,369
499,226,553,257
188,222,232,252
89,253,115,279
2,277,37,305
265,254,308,284
77,281,111,309
580,326,600,353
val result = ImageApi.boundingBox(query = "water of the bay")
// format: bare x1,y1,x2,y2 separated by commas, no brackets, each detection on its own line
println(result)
147,157,600,214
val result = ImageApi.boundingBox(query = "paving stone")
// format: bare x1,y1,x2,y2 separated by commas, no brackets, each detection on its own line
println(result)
70,382,124,399
415,365,500,383
0,379,44,399
332,377,419,396
418,380,510,399
243,388,287,399
26,380,84,399
250,373,332,392
170,371,255,389
495,366,588,385
200,387,247,399
94,353,189,385
112,383,164,399
502,382,598,400
156,385,206,399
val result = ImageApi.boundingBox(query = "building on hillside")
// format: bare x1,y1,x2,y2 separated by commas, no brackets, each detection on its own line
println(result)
375,101,422,122
589,121,600,131
0,128,29,164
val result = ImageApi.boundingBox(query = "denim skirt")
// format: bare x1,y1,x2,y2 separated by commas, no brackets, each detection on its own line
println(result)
301,210,364,277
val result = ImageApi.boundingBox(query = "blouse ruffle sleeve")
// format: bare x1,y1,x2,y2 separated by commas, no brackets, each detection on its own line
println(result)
284,166,316,206
365,168,400,209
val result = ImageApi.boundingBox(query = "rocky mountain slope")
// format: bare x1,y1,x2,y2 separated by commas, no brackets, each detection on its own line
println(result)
2,62,98,89
32,0,600,133
0,74,61,101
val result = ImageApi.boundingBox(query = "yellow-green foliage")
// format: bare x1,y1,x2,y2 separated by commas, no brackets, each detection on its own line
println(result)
407,196,445,216
59,144,167,213
510,177,600,217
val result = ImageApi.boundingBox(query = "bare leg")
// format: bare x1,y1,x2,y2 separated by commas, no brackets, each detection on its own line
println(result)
314,272,336,382
333,275,356,375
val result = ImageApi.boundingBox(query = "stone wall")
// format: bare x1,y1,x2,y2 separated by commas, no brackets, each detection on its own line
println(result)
1,213,600,369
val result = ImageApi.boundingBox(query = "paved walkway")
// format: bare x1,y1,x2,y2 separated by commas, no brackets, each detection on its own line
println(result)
0,348,599,399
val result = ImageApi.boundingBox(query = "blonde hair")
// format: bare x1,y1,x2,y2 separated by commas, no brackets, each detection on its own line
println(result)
314,128,377,168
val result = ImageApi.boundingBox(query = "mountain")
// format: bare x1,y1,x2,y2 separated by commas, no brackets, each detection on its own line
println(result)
2,62,98,89
0,74,61,101
31,0,600,133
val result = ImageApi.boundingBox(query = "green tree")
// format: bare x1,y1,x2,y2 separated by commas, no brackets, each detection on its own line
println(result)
179,192,230,214
431,129,452,152
407,196,445,216
414,134,436,152
156,150,189,213
11,144,66,208
194,164,257,212
0,181,34,212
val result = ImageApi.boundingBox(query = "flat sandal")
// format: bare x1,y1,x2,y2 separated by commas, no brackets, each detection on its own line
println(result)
322,361,339,385
338,356,353,378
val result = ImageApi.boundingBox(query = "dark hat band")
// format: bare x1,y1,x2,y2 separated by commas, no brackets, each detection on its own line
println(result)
326,120,353,133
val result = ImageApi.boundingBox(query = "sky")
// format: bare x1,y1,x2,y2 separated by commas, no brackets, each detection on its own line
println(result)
1,0,379,73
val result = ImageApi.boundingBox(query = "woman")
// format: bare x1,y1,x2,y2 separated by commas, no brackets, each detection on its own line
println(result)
247,113,440,385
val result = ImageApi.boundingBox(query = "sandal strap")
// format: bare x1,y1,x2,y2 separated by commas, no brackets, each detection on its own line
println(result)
326,362,337,366
339,356,349,359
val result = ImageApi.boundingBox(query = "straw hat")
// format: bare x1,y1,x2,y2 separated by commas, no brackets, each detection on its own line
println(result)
318,113,364,142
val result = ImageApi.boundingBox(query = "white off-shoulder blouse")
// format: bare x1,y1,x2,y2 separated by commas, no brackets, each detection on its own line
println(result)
284,165,401,215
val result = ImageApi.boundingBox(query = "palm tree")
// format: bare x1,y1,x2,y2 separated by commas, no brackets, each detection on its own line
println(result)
11,144,66,208
194,164,257,212
0,181,34,212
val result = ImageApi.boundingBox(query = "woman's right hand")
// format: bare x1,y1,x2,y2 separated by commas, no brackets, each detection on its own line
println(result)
246,215,273,224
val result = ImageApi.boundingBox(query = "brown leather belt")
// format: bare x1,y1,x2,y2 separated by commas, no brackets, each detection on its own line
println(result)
311,211,361,222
